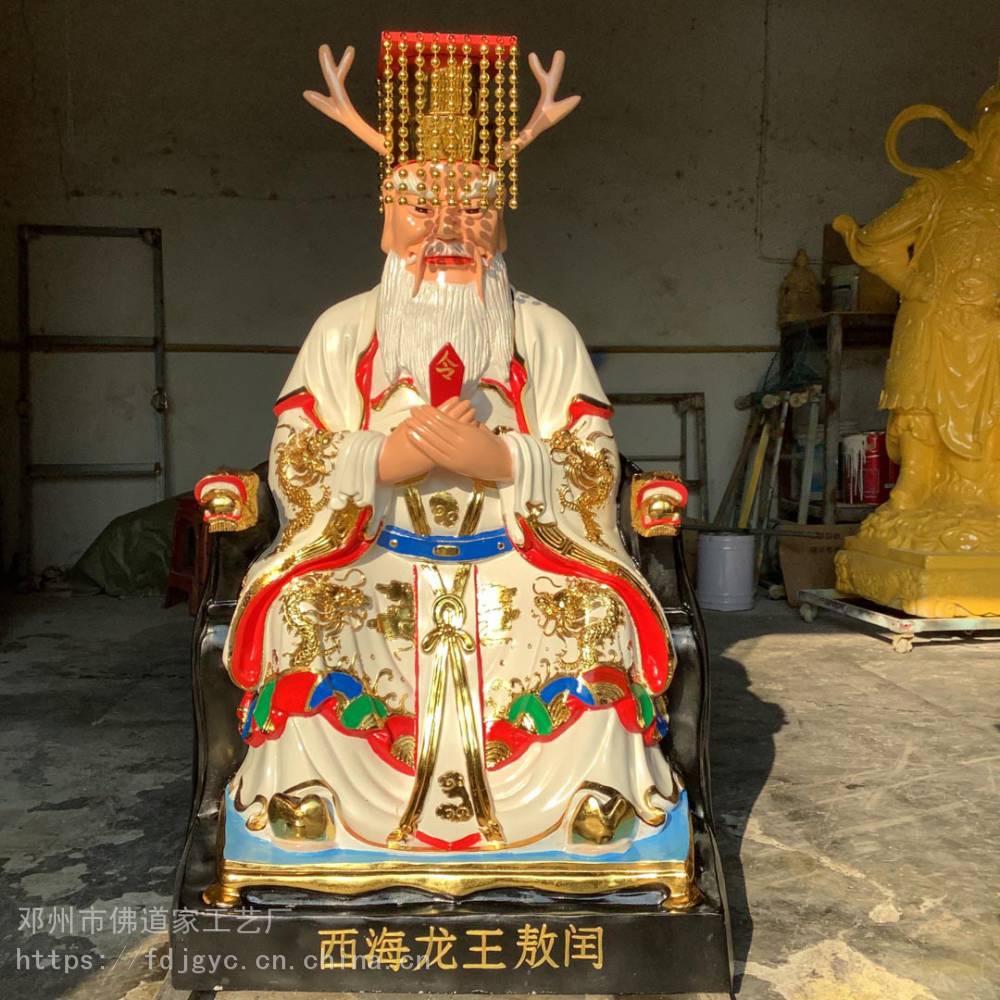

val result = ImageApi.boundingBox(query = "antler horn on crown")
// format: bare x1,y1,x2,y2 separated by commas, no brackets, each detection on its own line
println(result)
504,49,580,159
303,44,386,156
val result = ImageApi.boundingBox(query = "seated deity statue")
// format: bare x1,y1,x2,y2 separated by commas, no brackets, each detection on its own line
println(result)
195,31,697,907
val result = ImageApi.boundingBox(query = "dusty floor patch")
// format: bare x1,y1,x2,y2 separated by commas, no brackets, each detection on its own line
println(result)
745,939,938,1000
868,901,902,924
20,863,90,899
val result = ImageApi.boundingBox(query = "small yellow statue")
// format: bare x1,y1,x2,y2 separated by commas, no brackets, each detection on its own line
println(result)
777,249,822,323
833,63,1000,616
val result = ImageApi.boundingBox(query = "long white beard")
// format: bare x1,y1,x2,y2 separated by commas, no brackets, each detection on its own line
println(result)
376,251,515,400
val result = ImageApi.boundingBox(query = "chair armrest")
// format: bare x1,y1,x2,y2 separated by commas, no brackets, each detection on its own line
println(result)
630,471,689,538
194,470,260,533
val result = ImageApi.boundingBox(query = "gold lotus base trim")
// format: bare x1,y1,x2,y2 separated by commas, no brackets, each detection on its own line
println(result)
836,536,1000,617
203,853,698,912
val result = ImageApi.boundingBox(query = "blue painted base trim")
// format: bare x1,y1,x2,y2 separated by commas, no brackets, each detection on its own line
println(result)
223,790,690,868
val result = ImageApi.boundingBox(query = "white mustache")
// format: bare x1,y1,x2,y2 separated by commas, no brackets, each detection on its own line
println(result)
422,240,474,258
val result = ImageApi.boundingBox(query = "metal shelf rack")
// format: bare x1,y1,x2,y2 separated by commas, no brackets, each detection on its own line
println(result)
778,311,895,524
14,224,168,576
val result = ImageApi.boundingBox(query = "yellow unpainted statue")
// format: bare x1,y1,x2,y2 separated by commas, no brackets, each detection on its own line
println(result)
778,249,822,323
833,63,1000,616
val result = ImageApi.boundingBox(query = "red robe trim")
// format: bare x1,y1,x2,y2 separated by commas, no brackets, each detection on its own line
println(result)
194,473,248,504
356,334,379,430
273,389,325,429
414,830,483,851
514,516,672,694
480,356,530,433
229,509,374,689
565,395,614,429
239,678,417,777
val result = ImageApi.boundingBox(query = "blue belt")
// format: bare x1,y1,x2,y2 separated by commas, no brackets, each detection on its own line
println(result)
376,524,512,562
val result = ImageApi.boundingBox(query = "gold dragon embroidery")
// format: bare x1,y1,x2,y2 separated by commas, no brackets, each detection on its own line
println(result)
532,577,624,673
483,580,629,732
280,569,371,669
274,427,345,552
546,428,616,548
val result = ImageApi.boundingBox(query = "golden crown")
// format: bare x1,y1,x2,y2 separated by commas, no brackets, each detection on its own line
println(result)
378,32,520,208
304,31,580,213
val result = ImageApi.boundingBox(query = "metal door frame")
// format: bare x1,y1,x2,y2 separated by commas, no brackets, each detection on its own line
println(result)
14,224,168,576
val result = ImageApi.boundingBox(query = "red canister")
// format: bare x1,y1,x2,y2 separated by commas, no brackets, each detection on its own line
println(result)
841,432,894,504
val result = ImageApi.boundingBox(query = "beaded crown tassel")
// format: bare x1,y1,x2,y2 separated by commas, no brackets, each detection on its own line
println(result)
378,32,519,211
303,30,581,214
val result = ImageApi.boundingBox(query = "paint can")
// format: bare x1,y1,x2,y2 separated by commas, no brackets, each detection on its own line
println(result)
841,431,895,503
696,532,756,612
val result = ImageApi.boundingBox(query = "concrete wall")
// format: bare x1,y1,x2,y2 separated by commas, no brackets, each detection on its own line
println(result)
2,0,998,569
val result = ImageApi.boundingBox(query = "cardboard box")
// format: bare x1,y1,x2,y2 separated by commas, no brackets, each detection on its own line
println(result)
778,521,858,607
822,224,898,313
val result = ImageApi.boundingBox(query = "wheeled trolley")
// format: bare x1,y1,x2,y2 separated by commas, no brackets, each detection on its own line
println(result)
798,588,1000,653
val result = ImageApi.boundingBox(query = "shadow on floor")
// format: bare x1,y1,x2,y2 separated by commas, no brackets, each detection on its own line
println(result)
709,645,787,993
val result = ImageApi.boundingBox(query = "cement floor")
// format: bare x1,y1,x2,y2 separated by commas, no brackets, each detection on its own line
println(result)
1,591,997,1000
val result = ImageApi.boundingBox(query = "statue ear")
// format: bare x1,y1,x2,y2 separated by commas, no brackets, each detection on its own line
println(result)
380,205,395,255
497,213,509,254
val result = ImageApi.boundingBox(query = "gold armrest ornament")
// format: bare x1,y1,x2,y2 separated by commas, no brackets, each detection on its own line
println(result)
194,470,260,533
630,472,689,538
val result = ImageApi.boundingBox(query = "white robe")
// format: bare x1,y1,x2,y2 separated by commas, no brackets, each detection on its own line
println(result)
223,285,682,856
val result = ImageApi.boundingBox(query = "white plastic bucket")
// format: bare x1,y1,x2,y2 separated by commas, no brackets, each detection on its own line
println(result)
696,532,756,612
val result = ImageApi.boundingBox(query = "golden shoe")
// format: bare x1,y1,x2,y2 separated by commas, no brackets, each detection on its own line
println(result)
267,793,335,842
571,790,638,845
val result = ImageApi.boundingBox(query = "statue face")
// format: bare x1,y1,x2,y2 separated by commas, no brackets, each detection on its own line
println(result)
380,161,508,297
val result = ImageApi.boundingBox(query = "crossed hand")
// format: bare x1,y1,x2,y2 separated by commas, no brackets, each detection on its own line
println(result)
377,397,514,484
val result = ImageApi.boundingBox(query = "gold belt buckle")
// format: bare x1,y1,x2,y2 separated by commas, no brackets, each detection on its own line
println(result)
432,543,461,558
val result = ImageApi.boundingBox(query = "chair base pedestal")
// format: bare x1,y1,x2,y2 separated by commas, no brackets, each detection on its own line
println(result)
171,811,733,995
